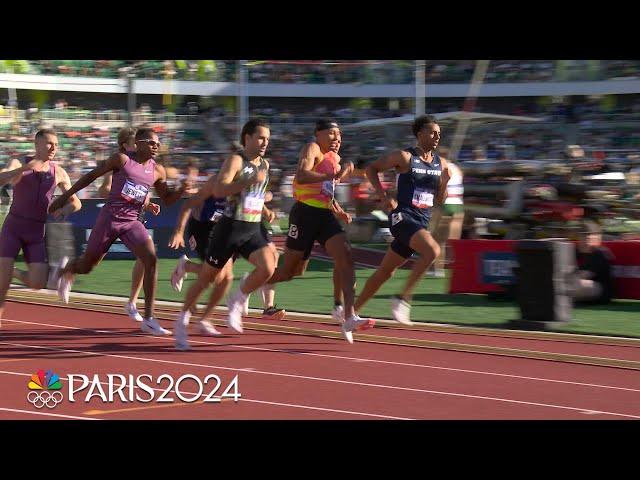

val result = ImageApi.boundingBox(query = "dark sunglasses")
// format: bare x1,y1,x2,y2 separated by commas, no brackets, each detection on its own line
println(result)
137,139,161,148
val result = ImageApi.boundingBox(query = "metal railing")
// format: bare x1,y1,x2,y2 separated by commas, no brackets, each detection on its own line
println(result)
35,109,201,124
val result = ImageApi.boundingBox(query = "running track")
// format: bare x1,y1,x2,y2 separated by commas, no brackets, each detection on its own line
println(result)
1,289,639,420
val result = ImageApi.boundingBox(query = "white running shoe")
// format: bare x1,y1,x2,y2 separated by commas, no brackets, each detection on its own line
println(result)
341,314,376,344
124,302,144,322
57,257,72,304
426,268,445,278
434,269,445,278
174,311,191,350
226,289,245,334
240,272,251,316
141,317,171,336
332,305,344,324
171,254,189,292
341,323,354,344
198,319,222,336
391,296,413,326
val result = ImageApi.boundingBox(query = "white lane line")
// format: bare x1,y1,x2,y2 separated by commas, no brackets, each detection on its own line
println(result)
1,341,639,419
3,318,640,394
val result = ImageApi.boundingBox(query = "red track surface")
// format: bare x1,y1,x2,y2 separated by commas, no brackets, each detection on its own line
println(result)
1,300,639,420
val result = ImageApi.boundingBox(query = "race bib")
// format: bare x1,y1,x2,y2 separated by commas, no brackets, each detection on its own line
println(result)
412,189,434,209
321,180,335,198
121,180,149,204
243,194,264,214
209,210,224,223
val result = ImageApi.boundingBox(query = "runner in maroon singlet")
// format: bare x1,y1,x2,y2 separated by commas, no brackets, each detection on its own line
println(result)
48,128,187,335
0,128,81,325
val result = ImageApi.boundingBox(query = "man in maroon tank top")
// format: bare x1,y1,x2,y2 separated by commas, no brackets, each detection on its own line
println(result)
0,128,81,325
49,128,187,335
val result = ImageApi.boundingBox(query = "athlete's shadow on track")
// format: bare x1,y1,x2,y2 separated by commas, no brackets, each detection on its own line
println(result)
0,327,163,342
0,328,342,358
0,327,139,341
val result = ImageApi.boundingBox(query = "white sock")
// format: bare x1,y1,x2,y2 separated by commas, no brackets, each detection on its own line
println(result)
179,310,191,326
264,283,275,302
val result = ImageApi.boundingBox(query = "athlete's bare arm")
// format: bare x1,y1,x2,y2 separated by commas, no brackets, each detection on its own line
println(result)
0,158,49,186
0,158,24,186
184,175,216,210
144,202,161,215
336,160,355,183
294,143,338,184
212,154,265,198
153,163,188,206
0,158,21,173
365,150,411,211
175,176,216,233
262,204,276,223
48,153,127,213
51,166,82,218
0,162,28,186
261,186,276,223
97,171,113,198
331,199,352,224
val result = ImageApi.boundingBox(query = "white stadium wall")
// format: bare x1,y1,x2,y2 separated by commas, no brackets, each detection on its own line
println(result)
3,73,640,97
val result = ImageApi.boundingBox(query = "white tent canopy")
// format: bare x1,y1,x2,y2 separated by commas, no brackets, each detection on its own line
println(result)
342,111,542,130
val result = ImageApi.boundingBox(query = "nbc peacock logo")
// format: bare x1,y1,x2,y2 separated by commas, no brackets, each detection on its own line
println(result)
27,369,64,409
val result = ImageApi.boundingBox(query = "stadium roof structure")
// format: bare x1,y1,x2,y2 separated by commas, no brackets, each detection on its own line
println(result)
342,111,543,130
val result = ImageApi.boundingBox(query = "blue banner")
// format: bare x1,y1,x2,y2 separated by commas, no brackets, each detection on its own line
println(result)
68,198,186,260
480,251,518,285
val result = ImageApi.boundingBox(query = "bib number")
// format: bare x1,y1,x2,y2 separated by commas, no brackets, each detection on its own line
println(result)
243,194,264,215
121,180,149,204
321,180,335,198
412,190,433,209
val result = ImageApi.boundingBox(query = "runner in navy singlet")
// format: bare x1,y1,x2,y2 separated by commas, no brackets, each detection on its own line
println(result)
354,115,451,326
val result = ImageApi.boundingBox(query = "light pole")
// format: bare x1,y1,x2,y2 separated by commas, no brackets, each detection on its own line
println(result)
415,60,426,116
237,60,248,138
127,71,136,126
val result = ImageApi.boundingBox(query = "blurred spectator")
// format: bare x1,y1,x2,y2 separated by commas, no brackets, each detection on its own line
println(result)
9,59,639,84
571,220,615,305
472,146,487,161
429,148,464,277
182,156,202,194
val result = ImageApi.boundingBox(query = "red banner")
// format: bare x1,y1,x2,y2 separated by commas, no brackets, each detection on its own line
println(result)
449,240,640,300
